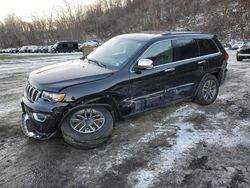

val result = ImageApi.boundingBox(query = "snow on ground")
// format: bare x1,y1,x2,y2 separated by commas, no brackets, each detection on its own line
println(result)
0,51,249,188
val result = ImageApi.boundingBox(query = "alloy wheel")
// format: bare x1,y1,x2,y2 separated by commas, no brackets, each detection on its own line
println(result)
202,80,217,102
70,108,105,133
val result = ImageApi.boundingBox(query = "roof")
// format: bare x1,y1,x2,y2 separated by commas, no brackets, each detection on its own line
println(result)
117,31,214,42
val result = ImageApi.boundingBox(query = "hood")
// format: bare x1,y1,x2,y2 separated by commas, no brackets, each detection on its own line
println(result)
29,59,113,92
240,45,250,50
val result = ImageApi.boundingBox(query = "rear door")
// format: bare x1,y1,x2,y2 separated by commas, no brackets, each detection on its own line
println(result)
171,38,207,99
196,38,222,73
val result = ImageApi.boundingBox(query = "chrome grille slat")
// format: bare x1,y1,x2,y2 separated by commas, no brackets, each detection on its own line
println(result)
25,84,42,102
35,91,41,101
31,88,35,101
27,85,31,95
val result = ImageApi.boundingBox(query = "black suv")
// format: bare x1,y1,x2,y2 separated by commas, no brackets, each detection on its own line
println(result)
50,41,79,53
236,41,250,61
21,32,228,148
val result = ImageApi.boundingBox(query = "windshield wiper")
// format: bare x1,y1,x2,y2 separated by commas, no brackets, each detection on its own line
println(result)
86,58,106,68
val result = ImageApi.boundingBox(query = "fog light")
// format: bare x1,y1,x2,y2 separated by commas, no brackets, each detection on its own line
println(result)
33,113,48,122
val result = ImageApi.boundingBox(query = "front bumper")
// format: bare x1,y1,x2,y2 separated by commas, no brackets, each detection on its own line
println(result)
21,96,68,140
237,53,250,57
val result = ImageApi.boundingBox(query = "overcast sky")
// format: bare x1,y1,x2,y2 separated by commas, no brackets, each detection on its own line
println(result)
0,0,96,21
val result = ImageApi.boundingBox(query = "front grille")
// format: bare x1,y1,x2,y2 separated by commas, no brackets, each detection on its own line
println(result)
26,84,42,102
240,49,250,54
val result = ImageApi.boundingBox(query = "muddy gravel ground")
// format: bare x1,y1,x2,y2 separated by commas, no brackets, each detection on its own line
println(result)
0,51,249,188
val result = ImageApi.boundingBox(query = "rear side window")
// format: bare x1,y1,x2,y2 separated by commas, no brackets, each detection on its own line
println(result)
173,39,199,61
198,39,219,56
140,40,172,66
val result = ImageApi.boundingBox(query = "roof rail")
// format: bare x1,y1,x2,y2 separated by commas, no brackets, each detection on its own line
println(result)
161,31,210,35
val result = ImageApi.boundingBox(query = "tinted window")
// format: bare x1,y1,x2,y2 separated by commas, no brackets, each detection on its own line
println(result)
62,43,68,48
140,40,172,66
173,39,199,61
198,39,219,55
68,43,74,48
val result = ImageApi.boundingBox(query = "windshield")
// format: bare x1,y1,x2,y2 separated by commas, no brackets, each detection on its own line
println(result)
87,37,145,69
245,41,250,47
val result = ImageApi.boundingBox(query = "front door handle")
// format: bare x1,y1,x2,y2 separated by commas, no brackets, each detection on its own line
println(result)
164,68,175,72
198,60,206,65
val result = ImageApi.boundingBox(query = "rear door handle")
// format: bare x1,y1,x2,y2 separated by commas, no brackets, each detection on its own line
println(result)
164,68,175,72
198,60,206,65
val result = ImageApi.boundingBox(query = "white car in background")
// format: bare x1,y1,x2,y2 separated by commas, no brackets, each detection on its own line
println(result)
232,41,245,50
27,45,39,53
19,45,38,53
79,40,105,56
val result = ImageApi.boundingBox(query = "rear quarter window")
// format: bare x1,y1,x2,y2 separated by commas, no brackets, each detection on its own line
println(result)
173,39,199,61
197,39,219,56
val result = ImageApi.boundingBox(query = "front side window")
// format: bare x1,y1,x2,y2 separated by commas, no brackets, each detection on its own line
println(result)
198,39,219,56
173,39,199,61
140,40,172,66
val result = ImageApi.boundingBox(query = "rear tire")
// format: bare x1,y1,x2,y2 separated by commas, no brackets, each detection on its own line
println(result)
195,75,219,105
61,106,113,149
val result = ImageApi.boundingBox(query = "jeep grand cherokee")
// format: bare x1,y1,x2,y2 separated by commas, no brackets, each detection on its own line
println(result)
21,32,228,148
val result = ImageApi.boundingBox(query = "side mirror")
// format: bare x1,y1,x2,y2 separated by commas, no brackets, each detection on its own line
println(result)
138,59,153,70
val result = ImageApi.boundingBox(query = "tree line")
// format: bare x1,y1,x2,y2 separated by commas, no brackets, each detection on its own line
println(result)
0,0,250,48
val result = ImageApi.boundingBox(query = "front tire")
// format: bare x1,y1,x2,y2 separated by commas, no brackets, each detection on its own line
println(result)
61,106,113,149
195,75,219,105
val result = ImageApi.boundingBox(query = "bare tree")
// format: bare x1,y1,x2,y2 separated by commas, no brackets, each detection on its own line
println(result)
0,0,250,48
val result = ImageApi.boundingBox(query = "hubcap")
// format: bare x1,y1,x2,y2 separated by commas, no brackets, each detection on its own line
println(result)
202,80,217,101
70,108,105,134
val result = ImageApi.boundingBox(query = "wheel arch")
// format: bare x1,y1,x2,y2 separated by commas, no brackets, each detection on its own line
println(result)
73,95,121,117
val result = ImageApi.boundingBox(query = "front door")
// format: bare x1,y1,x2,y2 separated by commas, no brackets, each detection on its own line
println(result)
128,39,177,115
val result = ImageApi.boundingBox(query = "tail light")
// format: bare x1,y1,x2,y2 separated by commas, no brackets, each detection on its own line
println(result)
224,53,229,62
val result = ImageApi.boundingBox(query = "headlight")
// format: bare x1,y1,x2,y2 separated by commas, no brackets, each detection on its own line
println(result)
42,91,65,102
237,48,242,52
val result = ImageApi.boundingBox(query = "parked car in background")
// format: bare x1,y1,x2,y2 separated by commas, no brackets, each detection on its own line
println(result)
5,48,17,53
37,46,44,53
50,41,79,53
39,46,48,53
80,40,105,56
232,41,245,50
19,46,29,53
27,45,39,53
21,32,228,148
236,41,250,61
80,40,99,56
